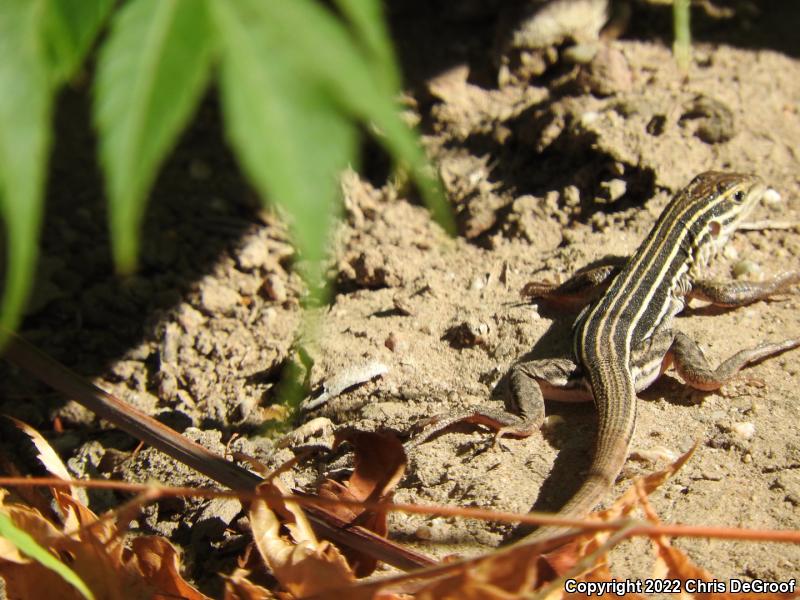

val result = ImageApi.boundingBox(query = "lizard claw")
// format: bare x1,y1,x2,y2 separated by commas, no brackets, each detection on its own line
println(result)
492,428,513,452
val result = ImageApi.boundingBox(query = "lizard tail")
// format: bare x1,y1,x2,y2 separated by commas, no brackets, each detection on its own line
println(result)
515,381,637,546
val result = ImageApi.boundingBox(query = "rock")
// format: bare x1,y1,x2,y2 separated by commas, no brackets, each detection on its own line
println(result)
200,281,241,315
237,235,272,271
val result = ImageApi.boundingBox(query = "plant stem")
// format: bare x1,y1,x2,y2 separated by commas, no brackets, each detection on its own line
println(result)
673,0,691,74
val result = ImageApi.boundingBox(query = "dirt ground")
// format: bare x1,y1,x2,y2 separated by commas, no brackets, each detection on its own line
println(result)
2,0,799,594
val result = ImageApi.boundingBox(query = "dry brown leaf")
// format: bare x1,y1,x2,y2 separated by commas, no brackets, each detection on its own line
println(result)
0,486,208,599
326,446,700,599
0,493,63,565
595,444,697,527
0,555,86,599
223,568,277,600
250,484,355,597
304,431,782,600
8,417,85,502
416,544,546,600
314,430,407,575
328,430,407,509
537,538,600,579
653,538,799,600
530,447,699,592
51,491,137,598
652,539,714,593
312,581,417,600
56,491,118,547
537,445,699,576
128,536,209,600
265,481,319,546
0,491,123,599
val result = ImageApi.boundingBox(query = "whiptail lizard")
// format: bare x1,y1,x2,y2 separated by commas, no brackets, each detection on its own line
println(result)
413,171,800,544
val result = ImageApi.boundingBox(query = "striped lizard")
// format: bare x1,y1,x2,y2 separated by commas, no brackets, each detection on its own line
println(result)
414,171,800,544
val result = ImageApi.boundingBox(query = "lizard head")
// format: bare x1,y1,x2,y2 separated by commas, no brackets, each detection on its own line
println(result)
671,171,766,268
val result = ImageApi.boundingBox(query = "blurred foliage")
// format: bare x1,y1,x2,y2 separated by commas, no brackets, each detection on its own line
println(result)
0,0,450,338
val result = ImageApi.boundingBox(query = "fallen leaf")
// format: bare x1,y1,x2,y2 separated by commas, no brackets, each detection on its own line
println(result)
312,430,407,575
223,568,277,600
0,486,208,599
251,481,355,597
129,536,208,600
8,417,86,502
318,446,701,599
653,539,799,600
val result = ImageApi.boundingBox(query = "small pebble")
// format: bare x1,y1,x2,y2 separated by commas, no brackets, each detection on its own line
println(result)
564,42,598,64
602,178,627,202
237,236,272,270
563,185,581,207
763,188,782,208
723,245,739,260
732,421,755,440
701,469,723,481
385,332,406,353
470,274,488,291
393,296,414,316
261,274,287,303
630,446,678,464
580,111,600,126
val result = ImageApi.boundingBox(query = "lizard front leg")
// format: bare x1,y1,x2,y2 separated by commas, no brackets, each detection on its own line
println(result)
688,271,800,307
628,326,800,393
522,256,627,310
666,332,800,391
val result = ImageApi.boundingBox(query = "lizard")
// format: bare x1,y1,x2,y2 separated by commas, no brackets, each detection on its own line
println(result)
411,171,800,545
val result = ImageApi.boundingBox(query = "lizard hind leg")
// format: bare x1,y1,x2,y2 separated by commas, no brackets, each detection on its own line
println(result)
499,357,591,443
405,357,589,452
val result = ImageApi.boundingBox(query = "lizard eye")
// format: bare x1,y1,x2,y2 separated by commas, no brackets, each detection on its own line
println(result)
732,190,745,203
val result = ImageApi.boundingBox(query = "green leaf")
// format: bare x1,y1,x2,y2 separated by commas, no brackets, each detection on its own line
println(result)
212,1,358,296
0,0,53,339
0,513,94,599
94,0,214,273
43,0,114,83
333,0,399,93
245,0,453,234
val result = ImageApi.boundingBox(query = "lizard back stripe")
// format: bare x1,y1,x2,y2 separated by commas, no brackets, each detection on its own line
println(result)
578,174,753,374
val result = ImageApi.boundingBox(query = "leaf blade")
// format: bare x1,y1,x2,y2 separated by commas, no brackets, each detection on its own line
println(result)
0,0,54,339
94,0,214,272
212,1,358,295
43,0,114,82
247,0,452,234
333,0,399,92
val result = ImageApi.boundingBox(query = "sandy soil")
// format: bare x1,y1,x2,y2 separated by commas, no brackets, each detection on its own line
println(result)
1,0,799,593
